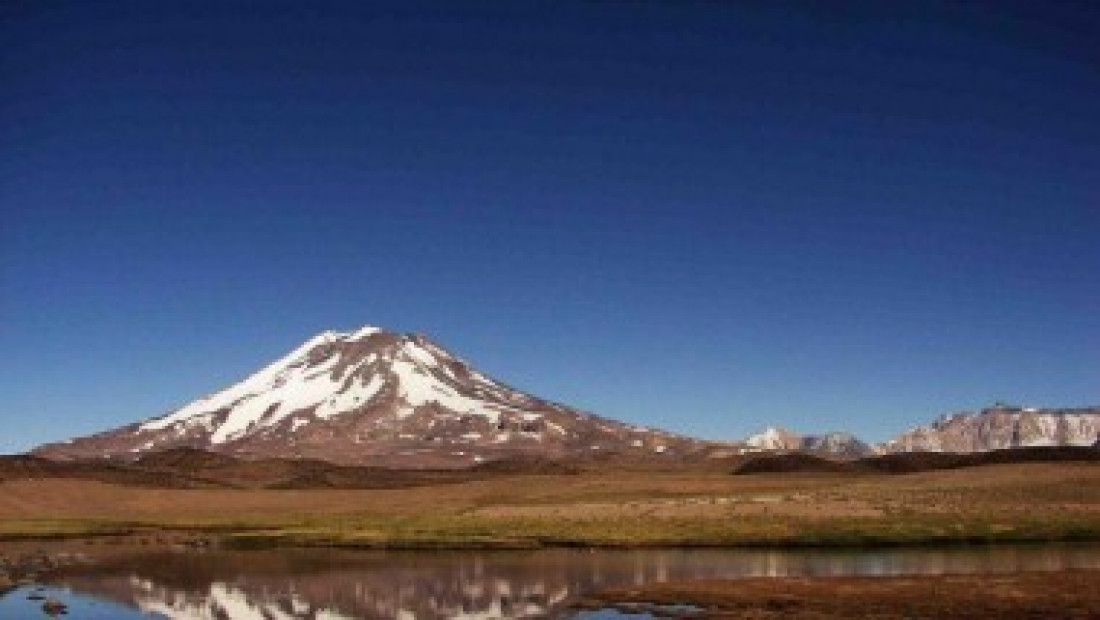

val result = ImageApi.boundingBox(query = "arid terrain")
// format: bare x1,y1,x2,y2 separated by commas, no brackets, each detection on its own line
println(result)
1,451,1097,548
3,453,1099,618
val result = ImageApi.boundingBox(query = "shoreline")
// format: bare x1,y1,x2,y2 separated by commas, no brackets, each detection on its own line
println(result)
573,570,1100,618
5,537,1099,618
5,529,1100,552
4,528,1100,554
6,517,1100,556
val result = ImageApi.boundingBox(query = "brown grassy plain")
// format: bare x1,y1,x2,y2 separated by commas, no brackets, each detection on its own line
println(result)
0,461,1097,547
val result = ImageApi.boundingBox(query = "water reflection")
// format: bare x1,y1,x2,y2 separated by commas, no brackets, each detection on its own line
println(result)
7,544,1100,619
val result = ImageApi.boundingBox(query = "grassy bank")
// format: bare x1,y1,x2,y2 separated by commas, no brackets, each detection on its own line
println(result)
574,570,1100,618
218,513,1100,549
3,513,1096,550
0,519,141,541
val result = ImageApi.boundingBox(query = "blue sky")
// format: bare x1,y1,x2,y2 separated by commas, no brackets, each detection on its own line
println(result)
2,2,1097,454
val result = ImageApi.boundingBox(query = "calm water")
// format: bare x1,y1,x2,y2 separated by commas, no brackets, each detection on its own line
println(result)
2,543,1099,619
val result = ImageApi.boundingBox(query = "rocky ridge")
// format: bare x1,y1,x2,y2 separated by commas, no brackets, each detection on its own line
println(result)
743,427,872,458
879,405,1100,453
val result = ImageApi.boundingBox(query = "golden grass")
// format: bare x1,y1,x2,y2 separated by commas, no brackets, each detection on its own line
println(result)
2,462,1098,547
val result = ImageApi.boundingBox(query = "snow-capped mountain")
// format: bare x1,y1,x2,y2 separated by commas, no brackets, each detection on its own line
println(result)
33,326,697,467
743,427,871,457
744,427,802,451
879,405,1100,453
800,432,872,458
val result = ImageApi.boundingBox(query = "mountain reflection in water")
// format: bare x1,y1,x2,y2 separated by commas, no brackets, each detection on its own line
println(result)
30,544,1100,619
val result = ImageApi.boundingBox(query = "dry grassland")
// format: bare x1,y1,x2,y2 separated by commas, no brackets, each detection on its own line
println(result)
1,462,1097,547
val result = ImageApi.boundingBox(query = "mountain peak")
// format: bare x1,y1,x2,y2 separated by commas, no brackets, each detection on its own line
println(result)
743,427,871,457
33,326,699,467
745,427,800,450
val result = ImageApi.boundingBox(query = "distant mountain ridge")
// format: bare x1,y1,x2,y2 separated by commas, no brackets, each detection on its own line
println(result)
878,405,1100,453
733,446,1100,476
743,427,872,458
741,406,1100,457
28,325,1099,466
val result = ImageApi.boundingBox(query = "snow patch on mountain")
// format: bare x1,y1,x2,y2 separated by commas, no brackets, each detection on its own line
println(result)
141,328,390,444
141,330,343,434
745,427,798,450
134,326,543,443
742,427,871,457
390,357,512,423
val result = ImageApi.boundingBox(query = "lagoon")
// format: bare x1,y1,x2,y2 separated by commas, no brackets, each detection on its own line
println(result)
3,543,1100,619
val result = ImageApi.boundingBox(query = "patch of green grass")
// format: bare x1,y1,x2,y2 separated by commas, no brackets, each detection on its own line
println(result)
0,519,140,540
212,512,1100,549
5,466,1099,549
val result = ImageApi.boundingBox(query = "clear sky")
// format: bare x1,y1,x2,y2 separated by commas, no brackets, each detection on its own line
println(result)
2,2,1097,454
